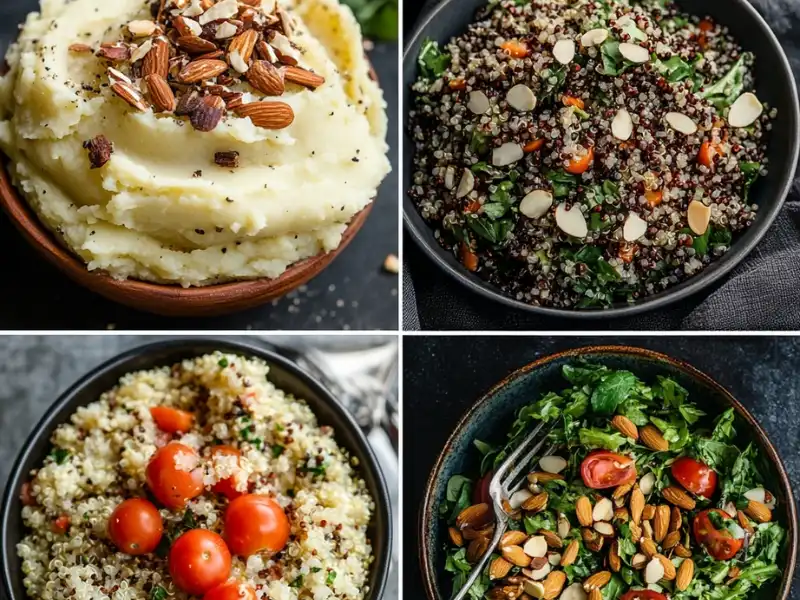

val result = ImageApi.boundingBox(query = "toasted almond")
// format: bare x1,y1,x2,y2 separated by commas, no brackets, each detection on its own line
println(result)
674,543,692,558
592,498,614,522
628,521,642,542
669,506,682,533
609,540,621,573
644,557,664,584
142,38,170,78
490,556,513,580
642,505,656,521
662,486,696,510
630,487,645,525
587,590,601,600
247,60,285,96
640,537,657,558
502,544,532,567
523,536,548,558
631,553,647,569
501,530,529,547
609,415,637,440
111,81,148,111
657,554,676,581
69,43,93,53
640,425,669,451
581,527,598,544
456,503,493,530
522,492,549,513
145,74,176,112
467,537,490,563
234,101,295,129
737,510,755,533
676,558,694,591
613,507,630,522
462,524,494,541
745,499,772,523
542,571,567,600
96,43,131,62
593,521,615,537
128,19,157,37
539,529,563,549
527,472,565,484
687,200,711,235
642,520,654,540
662,530,680,550
179,59,229,83
282,65,326,90
653,505,669,543
173,16,201,37
189,95,226,132
561,540,579,567
638,472,656,495
228,29,259,64
177,35,219,54
585,536,604,553
448,526,463,547
612,482,633,500
576,496,593,527
582,571,611,592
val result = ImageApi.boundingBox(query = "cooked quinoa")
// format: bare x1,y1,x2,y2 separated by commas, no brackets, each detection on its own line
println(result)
409,0,773,309
17,352,374,600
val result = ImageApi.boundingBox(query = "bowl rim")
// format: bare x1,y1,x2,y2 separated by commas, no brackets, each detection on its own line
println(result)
0,338,393,600
402,0,800,320
418,345,798,600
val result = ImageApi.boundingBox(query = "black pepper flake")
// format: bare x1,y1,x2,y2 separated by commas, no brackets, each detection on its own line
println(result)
192,170,203,178
195,229,205,235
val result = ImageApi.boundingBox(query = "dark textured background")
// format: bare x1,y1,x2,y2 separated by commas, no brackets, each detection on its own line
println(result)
403,0,800,331
403,336,800,599
0,2,398,331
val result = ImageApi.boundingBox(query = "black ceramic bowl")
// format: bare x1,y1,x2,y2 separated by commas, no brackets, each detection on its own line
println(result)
0,339,393,600
419,346,798,600
403,0,800,320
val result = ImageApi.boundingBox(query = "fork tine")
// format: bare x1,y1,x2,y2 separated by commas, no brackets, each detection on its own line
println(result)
491,421,545,486
502,443,556,495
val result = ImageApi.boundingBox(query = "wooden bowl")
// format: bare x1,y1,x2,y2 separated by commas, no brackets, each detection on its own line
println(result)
0,163,373,317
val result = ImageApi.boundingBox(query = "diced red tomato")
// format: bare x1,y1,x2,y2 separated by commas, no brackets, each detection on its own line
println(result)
580,451,637,489
693,509,744,560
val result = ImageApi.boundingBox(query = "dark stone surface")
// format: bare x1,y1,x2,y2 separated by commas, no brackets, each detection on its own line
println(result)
0,2,398,331
403,336,800,599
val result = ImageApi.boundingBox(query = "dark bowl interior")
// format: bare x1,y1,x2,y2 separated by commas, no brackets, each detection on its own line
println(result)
1,339,392,600
403,0,800,319
419,346,798,600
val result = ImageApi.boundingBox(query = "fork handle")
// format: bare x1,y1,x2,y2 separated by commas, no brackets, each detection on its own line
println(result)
452,521,508,600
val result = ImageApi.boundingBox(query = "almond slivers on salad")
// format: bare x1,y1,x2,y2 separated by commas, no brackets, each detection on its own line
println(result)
441,363,785,600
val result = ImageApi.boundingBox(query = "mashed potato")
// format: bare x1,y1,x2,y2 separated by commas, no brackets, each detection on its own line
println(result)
0,0,390,286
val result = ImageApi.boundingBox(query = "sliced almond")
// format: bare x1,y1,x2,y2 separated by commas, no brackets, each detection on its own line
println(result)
456,169,475,199
510,489,534,510
199,0,238,24
581,28,609,47
665,112,698,135
492,142,524,167
560,583,588,600
557,514,571,539
611,108,633,141
687,200,711,235
215,22,239,39
744,488,777,510
523,580,547,599
527,562,552,581
593,521,614,536
548,553,562,566
644,557,665,584
128,19,158,37
539,456,567,474
555,204,588,238
111,81,148,111
230,51,250,74
553,39,576,65
520,190,553,219
507,84,537,112
130,40,153,64
631,553,647,569
639,473,655,495
728,92,763,128
619,42,649,64
623,212,647,242
523,536,548,558
592,497,614,522
467,91,491,115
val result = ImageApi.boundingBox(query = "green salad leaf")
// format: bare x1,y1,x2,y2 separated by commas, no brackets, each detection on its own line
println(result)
417,38,450,79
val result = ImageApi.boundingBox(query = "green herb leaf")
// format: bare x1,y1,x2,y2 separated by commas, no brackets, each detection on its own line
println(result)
326,570,338,585
51,448,70,465
150,585,168,600
698,54,749,110
591,371,637,415
218,357,229,368
418,38,451,79
272,444,285,458
578,427,627,451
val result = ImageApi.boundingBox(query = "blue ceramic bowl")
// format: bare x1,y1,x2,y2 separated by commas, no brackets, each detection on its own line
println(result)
419,346,797,600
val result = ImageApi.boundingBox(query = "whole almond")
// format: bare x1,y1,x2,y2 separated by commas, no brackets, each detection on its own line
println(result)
543,571,567,600
611,415,639,440
145,74,176,112
576,496,593,527
745,500,772,523
674,543,692,558
489,556,513,580
642,520,654,540
501,530,529,547
456,503,492,530
448,526,463,547
657,554,676,581
653,505,670,542
560,540,579,566
612,482,634,500
662,486,696,510
528,472,565,484
640,537,657,558
587,590,602,600
640,425,669,451
247,60,285,96
234,101,295,129
462,524,494,541
737,510,754,533
521,492,549,513
583,571,611,592
676,558,694,591
228,29,259,63
642,504,656,521
609,540,621,573
177,35,218,54
539,529,563,549
111,81,148,111
179,59,229,83
142,38,169,78
669,506,682,533
189,95,226,132
630,487,645,524
467,537,489,563
662,530,680,550
284,65,326,90
502,545,532,567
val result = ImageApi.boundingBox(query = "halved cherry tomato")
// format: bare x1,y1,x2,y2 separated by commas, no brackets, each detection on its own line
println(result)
698,141,725,168
150,406,194,434
465,201,482,214
523,139,545,153
672,456,718,498
224,495,290,557
645,189,663,207
460,244,479,272
565,147,594,175
620,591,668,600
204,580,257,600
562,95,585,110
211,446,246,500
580,450,637,489
108,498,164,555
52,514,70,534
169,529,232,596
693,509,744,560
473,471,493,505
501,40,529,58
146,443,204,509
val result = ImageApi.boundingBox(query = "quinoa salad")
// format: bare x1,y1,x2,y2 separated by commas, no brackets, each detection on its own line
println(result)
409,0,773,309
17,352,375,600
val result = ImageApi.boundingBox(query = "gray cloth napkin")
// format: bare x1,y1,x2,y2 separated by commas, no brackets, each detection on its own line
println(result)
403,0,800,331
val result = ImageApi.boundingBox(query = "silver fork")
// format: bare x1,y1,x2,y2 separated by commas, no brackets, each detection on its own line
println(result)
452,422,555,600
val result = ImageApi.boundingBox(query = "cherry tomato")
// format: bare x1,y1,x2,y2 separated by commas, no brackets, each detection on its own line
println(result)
204,580,257,600
693,509,744,560
672,456,718,498
51,514,70,534
620,591,668,600
523,139,545,153
580,451,637,489
224,495,290,557
150,406,194,434
473,471,492,505
211,446,246,500
565,147,594,174
108,498,164,555
146,443,204,509
169,529,232,596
